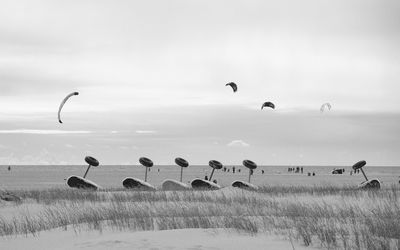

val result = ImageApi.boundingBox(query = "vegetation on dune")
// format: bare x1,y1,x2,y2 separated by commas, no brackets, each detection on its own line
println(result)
1,185,399,249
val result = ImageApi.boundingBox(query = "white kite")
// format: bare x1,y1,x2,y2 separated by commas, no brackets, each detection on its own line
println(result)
320,103,331,113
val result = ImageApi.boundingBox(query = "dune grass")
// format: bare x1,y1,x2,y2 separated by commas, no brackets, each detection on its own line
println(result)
1,185,400,249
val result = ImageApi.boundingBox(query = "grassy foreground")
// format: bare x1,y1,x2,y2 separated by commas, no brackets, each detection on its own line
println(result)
1,185,400,250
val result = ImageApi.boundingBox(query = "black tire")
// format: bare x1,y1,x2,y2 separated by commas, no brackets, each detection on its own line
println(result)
85,156,99,167
352,160,366,170
139,157,153,167
243,159,257,170
209,160,223,169
175,157,189,168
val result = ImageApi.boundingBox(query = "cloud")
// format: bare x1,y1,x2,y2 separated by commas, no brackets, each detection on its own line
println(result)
136,130,157,134
0,149,61,165
227,140,250,147
0,129,92,134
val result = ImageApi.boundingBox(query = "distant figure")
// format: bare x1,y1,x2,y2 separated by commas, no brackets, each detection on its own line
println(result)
238,169,241,173
232,166,236,174
223,167,227,172
301,167,303,174
157,168,160,172
296,167,300,173
308,172,311,176
8,166,11,171
262,170,265,174
288,167,290,172
227,169,230,172
312,172,315,176
205,175,208,181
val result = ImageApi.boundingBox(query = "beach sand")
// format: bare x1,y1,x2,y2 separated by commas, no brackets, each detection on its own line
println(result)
0,228,315,250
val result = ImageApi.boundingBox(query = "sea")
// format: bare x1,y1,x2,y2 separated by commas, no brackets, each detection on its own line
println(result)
1,165,399,190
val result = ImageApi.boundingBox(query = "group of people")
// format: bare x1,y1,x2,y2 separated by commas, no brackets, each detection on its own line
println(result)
288,166,317,176
203,166,269,183
288,167,304,174
221,166,266,175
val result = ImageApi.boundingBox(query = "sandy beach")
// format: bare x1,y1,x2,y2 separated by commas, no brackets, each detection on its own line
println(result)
0,228,318,250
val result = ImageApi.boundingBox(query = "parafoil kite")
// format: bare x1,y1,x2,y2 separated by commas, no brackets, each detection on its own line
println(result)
58,92,79,123
261,101,275,110
320,103,331,112
225,82,237,92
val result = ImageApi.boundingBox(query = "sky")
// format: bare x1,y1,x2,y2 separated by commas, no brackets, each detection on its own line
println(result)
0,0,399,166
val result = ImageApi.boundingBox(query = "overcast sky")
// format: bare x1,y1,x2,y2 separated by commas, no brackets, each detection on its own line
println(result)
0,0,399,166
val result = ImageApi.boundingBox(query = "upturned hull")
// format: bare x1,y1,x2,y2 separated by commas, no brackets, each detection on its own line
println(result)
191,178,221,190
161,179,191,190
122,177,156,191
231,180,258,191
66,176,100,190
358,179,381,189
